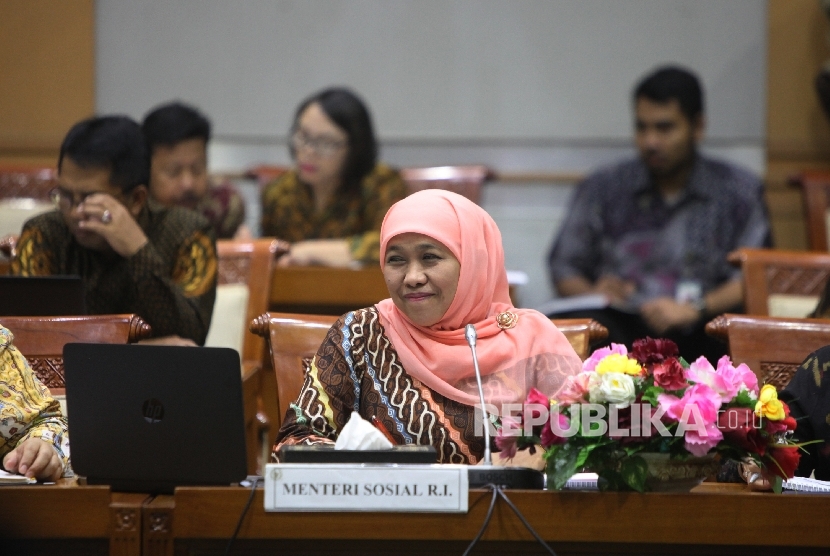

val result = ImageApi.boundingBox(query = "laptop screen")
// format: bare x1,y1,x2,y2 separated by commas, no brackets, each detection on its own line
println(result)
63,343,247,493
0,275,86,316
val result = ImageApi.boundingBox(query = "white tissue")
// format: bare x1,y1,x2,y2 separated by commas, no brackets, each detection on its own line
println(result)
334,412,394,450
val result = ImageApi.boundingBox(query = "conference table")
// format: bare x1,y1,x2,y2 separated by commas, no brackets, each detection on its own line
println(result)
5,481,830,555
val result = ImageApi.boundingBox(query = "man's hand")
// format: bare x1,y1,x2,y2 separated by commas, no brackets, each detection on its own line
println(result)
593,275,636,305
137,335,198,347
640,297,700,334
76,193,149,257
3,438,62,481
491,447,546,471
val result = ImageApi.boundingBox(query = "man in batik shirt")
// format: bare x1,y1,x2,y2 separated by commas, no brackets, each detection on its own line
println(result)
142,102,248,240
547,66,769,361
0,326,70,481
12,116,217,345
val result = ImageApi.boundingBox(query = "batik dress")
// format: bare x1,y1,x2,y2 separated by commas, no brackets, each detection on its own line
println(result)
274,307,487,464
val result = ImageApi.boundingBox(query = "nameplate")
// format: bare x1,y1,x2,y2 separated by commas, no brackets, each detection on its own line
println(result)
264,463,468,513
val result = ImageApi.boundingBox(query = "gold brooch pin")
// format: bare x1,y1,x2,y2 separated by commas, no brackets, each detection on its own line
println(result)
496,310,518,330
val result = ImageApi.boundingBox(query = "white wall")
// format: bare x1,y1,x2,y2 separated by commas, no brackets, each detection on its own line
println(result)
96,0,768,308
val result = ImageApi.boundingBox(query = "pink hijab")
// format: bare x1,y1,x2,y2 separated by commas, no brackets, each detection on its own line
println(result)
375,190,581,412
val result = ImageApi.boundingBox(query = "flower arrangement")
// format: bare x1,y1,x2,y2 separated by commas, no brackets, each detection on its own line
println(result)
496,338,803,492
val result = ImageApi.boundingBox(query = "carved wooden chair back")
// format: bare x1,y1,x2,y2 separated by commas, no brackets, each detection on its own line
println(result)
728,248,830,318
0,314,152,396
0,167,57,238
211,238,289,363
251,312,608,428
705,313,830,390
399,165,493,205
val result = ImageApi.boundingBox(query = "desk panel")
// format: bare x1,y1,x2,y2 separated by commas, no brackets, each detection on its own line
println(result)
164,486,830,555
0,484,145,556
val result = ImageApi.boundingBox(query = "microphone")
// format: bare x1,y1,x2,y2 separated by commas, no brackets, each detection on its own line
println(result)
464,324,544,490
465,324,491,465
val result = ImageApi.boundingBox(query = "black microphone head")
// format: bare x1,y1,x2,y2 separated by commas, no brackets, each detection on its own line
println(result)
465,324,477,347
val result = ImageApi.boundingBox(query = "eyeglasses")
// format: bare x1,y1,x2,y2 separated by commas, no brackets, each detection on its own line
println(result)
290,129,347,157
49,187,98,211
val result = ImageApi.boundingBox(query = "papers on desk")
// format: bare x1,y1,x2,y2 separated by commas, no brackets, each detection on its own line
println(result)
536,294,609,316
782,476,830,493
564,472,599,490
0,469,36,485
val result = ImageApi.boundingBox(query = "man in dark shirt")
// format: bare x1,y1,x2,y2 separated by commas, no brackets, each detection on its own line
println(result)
547,66,769,360
12,116,217,345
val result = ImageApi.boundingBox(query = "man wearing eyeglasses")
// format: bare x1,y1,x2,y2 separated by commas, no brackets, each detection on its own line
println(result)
11,116,217,346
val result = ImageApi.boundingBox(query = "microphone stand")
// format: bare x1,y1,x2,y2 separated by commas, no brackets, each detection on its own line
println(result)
465,325,544,490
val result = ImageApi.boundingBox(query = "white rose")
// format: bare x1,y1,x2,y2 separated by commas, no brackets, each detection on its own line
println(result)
598,372,636,408
586,372,605,404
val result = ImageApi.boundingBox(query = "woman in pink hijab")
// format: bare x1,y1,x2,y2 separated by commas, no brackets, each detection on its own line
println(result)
274,190,581,463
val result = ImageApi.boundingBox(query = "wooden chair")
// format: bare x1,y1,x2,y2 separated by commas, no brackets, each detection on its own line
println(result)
705,313,830,390
250,312,608,428
792,171,830,251
0,314,151,396
209,238,289,363
0,166,56,201
400,165,493,204
0,167,57,239
728,248,830,317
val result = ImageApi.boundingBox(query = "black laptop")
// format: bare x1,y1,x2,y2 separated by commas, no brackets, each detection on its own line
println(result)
63,343,247,493
0,275,86,316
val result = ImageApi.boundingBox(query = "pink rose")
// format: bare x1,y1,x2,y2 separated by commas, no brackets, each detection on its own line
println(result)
525,387,549,407
582,343,628,372
495,416,520,459
556,373,593,405
652,358,687,390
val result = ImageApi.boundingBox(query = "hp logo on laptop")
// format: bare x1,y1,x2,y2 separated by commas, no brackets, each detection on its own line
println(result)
142,398,165,423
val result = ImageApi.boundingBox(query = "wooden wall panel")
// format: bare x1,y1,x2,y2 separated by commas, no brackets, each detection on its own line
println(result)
767,0,830,250
0,0,94,166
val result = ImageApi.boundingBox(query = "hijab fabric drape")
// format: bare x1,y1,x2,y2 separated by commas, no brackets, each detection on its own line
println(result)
375,190,581,412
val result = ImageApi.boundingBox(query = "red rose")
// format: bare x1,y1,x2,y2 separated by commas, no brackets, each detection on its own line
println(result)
632,337,679,366
652,358,687,390
765,402,797,434
540,412,569,448
718,407,766,456
765,446,801,479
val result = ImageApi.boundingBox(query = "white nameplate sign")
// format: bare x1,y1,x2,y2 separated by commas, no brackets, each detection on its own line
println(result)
264,463,468,513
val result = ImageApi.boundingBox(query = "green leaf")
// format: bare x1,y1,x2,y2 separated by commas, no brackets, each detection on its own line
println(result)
641,385,665,405
546,443,582,490
620,455,648,493
733,389,755,407
772,475,783,495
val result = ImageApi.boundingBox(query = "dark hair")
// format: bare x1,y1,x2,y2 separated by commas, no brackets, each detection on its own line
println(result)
142,101,212,153
633,66,704,122
290,87,378,195
59,115,149,194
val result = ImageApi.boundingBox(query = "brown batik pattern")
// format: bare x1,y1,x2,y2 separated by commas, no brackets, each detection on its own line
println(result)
273,307,485,463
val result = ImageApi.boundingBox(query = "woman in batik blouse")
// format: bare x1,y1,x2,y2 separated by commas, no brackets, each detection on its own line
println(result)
260,87,407,266
0,325,70,480
273,190,582,464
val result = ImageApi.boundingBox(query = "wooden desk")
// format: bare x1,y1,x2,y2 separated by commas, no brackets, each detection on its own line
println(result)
269,265,387,315
149,485,830,555
0,483,146,556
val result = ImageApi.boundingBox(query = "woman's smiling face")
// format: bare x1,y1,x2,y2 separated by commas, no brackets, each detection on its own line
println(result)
383,232,461,327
